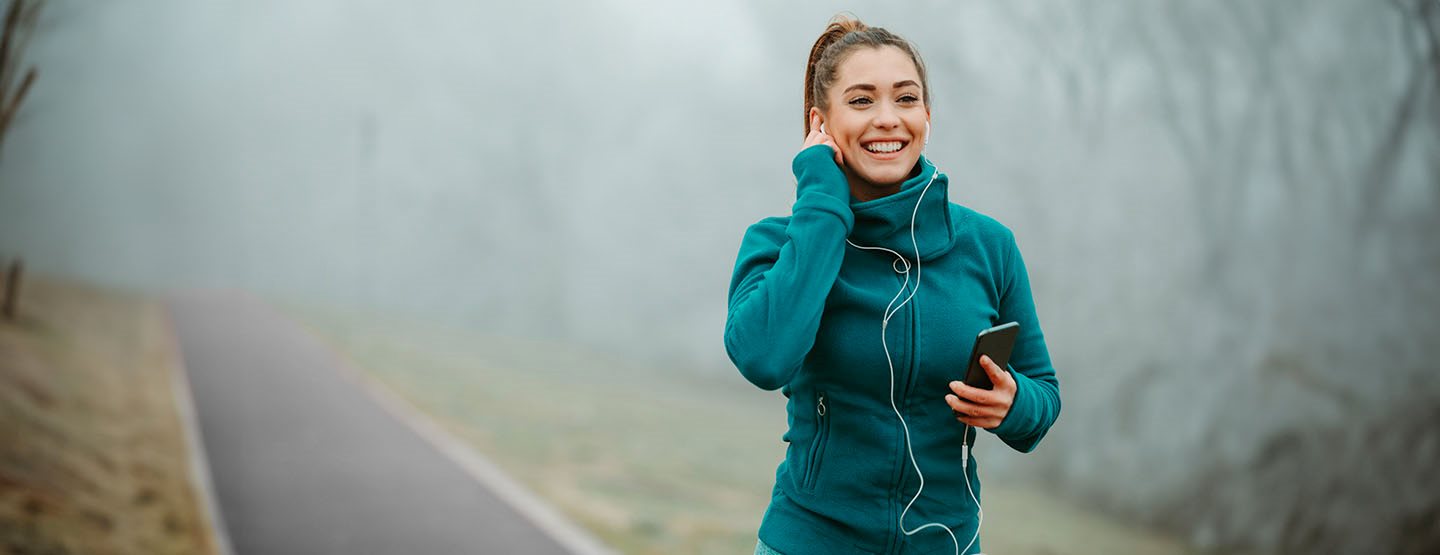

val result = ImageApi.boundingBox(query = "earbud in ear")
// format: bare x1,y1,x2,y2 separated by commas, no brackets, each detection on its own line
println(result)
925,121,931,148
820,123,827,135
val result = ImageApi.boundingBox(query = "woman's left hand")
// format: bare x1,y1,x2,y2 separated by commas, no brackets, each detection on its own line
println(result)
945,355,1016,429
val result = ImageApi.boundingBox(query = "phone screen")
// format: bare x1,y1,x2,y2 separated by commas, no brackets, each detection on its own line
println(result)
963,322,1019,390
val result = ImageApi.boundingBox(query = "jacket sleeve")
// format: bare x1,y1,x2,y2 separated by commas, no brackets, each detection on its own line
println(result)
723,145,853,391
989,231,1062,452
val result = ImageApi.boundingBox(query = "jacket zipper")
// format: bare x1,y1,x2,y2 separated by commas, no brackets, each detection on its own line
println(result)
803,391,830,491
891,272,921,552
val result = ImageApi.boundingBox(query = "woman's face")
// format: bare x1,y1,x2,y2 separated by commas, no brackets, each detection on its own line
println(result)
815,46,930,195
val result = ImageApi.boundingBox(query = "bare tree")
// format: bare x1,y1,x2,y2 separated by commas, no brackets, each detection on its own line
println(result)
1360,0,1440,230
0,0,40,154
0,0,42,320
977,1,1440,552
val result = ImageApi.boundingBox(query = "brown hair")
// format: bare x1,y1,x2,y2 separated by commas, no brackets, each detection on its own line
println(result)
803,14,930,136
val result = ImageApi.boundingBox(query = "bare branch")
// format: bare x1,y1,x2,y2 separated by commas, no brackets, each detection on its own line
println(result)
1356,0,1440,230
0,65,33,135
0,0,24,93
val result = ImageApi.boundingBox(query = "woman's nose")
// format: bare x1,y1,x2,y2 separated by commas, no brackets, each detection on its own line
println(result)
871,103,902,129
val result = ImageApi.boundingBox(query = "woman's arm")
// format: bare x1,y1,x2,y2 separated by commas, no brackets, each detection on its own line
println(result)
988,232,1062,453
724,144,852,391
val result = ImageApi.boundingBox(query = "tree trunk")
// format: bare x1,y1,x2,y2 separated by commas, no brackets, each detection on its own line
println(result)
3,258,20,320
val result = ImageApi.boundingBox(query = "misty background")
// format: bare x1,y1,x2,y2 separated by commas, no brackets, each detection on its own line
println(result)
1,1,1437,553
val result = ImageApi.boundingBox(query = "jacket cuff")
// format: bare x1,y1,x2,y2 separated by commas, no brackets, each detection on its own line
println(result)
790,145,853,232
792,144,850,202
992,367,1039,441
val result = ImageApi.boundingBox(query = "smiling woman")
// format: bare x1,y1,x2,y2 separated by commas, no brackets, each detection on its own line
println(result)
724,14,1062,555
801,19,931,201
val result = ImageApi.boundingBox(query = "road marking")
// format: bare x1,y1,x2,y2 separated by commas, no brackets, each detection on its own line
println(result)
164,307,236,555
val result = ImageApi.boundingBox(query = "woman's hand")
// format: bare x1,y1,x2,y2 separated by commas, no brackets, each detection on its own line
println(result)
804,113,844,167
945,355,1016,429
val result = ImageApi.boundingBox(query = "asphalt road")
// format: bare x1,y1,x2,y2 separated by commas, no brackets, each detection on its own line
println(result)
167,291,575,555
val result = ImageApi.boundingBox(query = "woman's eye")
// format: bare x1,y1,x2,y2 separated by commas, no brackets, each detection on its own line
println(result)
848,97,873,106
898,95,919,103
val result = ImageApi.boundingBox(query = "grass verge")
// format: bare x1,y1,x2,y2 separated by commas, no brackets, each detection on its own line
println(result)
0,276,217,555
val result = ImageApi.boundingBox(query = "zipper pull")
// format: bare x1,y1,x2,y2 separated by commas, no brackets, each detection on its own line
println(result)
817,394,827,417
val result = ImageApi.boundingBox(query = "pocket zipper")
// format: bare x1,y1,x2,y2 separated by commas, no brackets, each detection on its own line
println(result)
804,392,831,490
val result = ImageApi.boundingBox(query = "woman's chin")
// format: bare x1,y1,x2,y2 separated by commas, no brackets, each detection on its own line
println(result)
853,166,912,190
856,151,923,182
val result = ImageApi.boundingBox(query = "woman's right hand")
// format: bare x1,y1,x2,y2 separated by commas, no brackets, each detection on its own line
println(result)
804,113,844,167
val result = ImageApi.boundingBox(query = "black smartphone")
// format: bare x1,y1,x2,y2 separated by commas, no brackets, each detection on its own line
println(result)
963,322,1019,390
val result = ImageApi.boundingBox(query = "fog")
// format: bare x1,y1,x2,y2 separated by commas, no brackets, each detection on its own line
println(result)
2,1,1437,552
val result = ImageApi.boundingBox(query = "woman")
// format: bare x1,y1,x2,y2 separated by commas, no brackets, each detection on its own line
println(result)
724,16,1062,555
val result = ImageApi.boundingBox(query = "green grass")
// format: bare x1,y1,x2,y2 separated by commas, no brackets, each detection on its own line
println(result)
278,300,1214,554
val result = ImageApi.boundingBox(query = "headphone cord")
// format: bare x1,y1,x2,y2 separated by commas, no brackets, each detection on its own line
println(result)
844,166,980,555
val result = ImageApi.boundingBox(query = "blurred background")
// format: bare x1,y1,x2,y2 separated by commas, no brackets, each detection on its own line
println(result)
1,0,1437,553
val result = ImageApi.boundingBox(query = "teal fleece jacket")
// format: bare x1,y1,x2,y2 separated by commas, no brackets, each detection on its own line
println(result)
724,145,1061,554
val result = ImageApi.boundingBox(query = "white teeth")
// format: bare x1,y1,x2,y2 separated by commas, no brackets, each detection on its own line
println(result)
864,141,903,153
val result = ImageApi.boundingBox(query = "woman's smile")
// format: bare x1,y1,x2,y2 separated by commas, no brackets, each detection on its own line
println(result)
859,137,909,157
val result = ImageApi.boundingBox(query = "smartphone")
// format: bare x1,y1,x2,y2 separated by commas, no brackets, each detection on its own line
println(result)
963,322,1019,390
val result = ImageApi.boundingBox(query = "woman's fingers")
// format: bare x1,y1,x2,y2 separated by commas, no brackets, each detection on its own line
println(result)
802,114,843,166
980,355,1016,392
950,356,1017,430
946,394,994,419
805,114,826,144
945,393,972,414
803,129,823,148
821,137,839,164
949,380,997,406
956,400,1002,426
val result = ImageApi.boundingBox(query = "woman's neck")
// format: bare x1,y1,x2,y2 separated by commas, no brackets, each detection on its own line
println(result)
848,181,902,202
844,163,923,202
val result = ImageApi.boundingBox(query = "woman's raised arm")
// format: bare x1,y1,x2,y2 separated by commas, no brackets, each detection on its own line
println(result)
724,143,852,390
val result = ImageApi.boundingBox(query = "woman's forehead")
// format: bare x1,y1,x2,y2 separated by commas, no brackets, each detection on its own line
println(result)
833,46,922,90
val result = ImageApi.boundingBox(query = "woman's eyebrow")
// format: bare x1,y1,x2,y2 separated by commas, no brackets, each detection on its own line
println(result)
842,80,920,95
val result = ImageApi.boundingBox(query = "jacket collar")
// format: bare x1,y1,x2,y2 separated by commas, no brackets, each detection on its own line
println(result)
847,156,956,261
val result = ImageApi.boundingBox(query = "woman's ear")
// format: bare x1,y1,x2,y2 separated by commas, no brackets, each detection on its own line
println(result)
924,110,933,147
809,106,826,134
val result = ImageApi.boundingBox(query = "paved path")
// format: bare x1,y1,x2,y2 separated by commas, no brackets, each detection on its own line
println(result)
167,291,578,555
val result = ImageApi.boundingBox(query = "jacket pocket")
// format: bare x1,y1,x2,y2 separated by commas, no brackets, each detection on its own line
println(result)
802,390,831,492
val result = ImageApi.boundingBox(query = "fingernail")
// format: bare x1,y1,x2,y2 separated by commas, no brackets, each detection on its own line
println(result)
950,381,960,389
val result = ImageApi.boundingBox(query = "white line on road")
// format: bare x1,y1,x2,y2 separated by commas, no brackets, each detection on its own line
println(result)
164,307,237,555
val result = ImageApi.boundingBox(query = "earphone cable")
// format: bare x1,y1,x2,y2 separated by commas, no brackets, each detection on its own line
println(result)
845,163,977,555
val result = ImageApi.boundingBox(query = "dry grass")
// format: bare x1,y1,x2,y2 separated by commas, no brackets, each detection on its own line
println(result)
0,276,216,555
